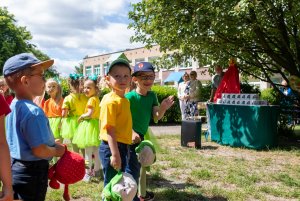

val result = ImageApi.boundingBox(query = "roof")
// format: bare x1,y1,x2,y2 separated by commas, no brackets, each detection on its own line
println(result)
164,71,185,83
105,52,129,63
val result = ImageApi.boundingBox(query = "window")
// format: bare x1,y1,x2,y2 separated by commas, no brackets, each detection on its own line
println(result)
85,66,92,76
94,65,100,75
103,63,109,75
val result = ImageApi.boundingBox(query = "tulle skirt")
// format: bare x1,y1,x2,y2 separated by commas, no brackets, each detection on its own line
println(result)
60,116,78,140
48,117,62,139
72,119,100,149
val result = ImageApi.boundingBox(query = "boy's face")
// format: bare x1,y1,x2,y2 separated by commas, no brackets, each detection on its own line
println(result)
46,81,58,97
24,68,46,97
107,65,131,93
133,71,155,92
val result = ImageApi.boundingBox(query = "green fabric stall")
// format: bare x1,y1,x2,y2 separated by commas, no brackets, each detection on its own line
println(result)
207,104,280,149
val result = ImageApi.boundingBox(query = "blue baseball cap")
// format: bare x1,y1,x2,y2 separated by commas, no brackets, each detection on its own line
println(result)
3,53,54,77
107,58,131,75
133,62,155,76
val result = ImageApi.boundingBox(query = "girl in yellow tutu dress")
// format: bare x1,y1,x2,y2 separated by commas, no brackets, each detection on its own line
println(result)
61,74,88,154
43,78,64,141
73,75,101,179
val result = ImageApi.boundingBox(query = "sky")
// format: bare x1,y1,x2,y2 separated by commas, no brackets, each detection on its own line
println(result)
0,0,142,76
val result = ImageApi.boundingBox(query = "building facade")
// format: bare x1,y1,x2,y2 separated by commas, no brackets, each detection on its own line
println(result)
82,45,211,86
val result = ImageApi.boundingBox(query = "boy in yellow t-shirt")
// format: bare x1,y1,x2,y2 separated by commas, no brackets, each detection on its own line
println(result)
99,58,132,186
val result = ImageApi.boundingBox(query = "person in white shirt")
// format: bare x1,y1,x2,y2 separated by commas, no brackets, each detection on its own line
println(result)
177,72,190,120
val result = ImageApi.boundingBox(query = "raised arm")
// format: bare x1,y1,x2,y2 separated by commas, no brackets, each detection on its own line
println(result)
153,95,174,122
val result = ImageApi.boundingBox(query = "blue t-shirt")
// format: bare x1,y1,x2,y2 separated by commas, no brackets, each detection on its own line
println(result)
6,99,55,161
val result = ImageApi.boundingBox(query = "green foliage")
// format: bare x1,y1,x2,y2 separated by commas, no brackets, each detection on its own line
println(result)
129,0,300,103
151,85,181,123
0,7,32,74
200,82,212,102
74,62,84,74
99,87,111,100
60,78,70,97
240,82,260,94
260,88,280,105
0,7,57,76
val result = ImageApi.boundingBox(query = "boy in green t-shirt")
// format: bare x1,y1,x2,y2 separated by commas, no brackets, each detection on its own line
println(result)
125,62,174,201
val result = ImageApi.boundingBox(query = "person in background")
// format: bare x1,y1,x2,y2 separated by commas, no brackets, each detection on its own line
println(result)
43,78,64,141
0,77,14,105
184,70,202,119
0,94,13,201
3,53,65,201
177,72,190,120
209,65,224,102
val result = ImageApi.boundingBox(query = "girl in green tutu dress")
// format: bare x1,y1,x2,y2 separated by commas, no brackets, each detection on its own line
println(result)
73,76,101,178
43,78,63,141
61,74,88,154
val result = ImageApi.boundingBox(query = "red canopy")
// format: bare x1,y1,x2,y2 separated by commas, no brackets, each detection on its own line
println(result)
213,63,240,102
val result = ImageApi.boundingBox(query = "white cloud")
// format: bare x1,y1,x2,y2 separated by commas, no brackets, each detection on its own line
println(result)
53,58,81,77
0,0,142,76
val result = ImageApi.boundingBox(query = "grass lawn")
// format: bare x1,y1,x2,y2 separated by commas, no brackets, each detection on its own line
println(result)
46,134,300,201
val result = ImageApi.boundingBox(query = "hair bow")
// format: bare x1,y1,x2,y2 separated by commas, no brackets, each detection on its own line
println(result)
88,74,98,81
69,73,80,80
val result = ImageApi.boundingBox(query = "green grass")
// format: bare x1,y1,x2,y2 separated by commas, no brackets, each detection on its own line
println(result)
46,134,300,201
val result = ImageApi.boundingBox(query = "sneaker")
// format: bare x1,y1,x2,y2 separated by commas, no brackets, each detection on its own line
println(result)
82,173,91,182
139,191,154,201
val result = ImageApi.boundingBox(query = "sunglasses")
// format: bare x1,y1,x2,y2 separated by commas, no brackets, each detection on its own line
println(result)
136,75,155,81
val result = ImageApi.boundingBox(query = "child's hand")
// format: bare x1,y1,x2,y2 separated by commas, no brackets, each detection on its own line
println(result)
0,185,14,201
132,132,141,144
110,154,121,170
161,95,175,111
54,143,66,157
77,115,84,123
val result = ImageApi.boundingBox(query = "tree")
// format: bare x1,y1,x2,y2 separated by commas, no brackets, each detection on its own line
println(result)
0,7,58,77
0,7,32,73
129,0,300,100
75,62,84,74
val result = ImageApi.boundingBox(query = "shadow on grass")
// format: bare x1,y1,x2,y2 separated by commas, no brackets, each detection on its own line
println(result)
275,135,300,150
149,177,227,201
200,145,219,150
154,189,228,201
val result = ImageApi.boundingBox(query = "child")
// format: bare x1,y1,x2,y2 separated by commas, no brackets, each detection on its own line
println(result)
43,78,64,140
3,53,65,201
73,76,101,180
99,58,132,187
125,62,174,201
61,74,88,154
0,94,13,201
0,77,14,105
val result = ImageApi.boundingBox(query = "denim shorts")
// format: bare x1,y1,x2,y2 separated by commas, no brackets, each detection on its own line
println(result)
11,158,49,201
99,141,129,186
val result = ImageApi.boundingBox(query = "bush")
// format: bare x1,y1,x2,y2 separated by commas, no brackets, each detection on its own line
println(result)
200,82,212,102
151,85,181,123
95,85,181,123
260,88,280,105
240,82,260,94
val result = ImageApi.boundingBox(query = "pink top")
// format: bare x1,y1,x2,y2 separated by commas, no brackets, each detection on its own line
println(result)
0,94,11,116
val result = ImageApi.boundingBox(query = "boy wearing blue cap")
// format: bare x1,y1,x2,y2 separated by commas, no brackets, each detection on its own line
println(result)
3,53,66,201
125,62,174,201
99,58,133,187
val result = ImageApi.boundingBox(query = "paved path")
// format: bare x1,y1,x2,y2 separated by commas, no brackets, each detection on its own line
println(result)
149,123,207,135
